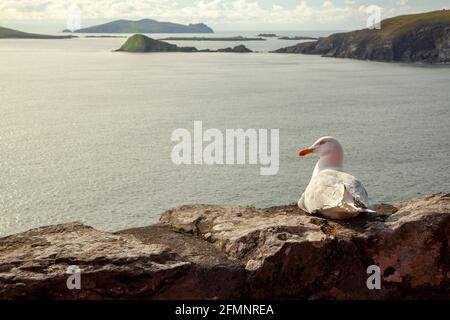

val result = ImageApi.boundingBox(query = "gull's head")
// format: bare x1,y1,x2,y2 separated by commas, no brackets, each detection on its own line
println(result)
298,136,343,158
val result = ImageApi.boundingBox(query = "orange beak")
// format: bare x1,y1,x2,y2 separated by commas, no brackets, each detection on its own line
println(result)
298,148,314,157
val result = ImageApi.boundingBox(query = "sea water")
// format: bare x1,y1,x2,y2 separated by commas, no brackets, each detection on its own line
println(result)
0,32,449,236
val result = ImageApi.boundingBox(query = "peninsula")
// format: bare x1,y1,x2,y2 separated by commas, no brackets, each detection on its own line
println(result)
273,10,450,63
0,26,75,39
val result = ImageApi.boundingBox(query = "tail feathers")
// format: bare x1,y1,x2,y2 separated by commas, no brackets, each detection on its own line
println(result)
360,208,377,214
349,192,376,214
347,202,377,214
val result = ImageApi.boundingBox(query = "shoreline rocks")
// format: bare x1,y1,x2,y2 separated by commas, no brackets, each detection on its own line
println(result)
1,193,449,299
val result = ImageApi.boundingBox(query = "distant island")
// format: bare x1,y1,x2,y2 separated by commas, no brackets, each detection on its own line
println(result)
278,36,319,40
66,19,214,33
84,35,126,38
0,26,75,39
159,36,265,41
116,34,195,52
273,10,450,63
116,34,252,53
202,45,252,53
257,33,277,37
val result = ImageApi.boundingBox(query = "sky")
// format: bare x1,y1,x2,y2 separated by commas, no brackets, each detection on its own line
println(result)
0,0,448,32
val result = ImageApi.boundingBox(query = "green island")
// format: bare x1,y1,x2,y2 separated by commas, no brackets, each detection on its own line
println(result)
116,34,252,53
116,34,188,52
0,26,75,39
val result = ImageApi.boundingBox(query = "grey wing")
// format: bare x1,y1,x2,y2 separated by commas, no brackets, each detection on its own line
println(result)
343,178,370,209
305,170,371,212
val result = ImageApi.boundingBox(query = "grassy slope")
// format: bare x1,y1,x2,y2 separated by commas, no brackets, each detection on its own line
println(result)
336,10,450,41
379,10,450,39
117,34,178,52
0,26,73,39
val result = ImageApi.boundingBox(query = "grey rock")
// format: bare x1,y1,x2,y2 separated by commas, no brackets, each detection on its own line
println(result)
1,193,449,299
160,193,450,299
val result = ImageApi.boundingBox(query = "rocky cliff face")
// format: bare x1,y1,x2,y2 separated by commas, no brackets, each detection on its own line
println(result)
274,11,450,63
1,193,449,299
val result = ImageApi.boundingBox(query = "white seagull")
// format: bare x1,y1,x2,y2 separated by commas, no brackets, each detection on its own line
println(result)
297,136,375,220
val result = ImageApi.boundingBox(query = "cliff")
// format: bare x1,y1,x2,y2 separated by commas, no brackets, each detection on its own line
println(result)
0,193,449,299
70,19,213,34
273,10,450,63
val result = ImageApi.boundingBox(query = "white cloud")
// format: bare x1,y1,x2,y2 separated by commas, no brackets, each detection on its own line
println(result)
0,0,415,28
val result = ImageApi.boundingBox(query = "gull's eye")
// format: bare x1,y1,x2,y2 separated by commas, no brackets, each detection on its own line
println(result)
319,140,326,145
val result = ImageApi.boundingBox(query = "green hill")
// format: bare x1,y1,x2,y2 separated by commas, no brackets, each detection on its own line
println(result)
116,34,253,53
274,10,450,63
370,9,450,39
116,34,197,52
72,19,213,34
0,26,74,39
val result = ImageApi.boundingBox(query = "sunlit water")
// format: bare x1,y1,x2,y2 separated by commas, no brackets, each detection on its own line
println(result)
0,31,449,236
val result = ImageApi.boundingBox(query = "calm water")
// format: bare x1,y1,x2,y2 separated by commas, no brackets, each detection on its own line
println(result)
0,32,449,236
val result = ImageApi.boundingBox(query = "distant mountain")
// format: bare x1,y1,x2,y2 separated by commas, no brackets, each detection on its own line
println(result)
273,10,450,63
0,26,74,39
71,19,214,34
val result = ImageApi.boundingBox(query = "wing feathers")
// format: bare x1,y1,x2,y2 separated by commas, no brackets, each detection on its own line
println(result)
300,169,373,218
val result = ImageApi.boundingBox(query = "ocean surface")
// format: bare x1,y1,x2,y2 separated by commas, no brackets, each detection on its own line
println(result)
0,31,449,236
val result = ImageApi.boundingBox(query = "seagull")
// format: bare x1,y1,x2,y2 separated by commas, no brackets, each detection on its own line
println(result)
297,136,375,219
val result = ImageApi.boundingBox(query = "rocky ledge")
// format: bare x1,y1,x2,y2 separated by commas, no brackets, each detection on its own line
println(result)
0,193,449,299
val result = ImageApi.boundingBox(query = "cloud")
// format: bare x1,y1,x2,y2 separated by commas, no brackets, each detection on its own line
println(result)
0,0,421,28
